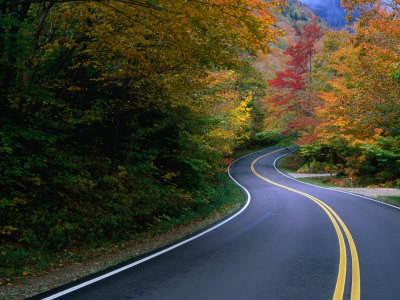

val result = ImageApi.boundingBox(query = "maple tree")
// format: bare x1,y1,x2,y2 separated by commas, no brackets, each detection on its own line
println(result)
262,1,400,185
266,17,324,142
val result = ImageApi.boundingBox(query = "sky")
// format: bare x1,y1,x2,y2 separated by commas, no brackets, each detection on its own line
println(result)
298,0,348,29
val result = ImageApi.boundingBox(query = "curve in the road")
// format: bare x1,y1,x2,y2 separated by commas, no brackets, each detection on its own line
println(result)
40,147,280,300
38,146,400,300
31,146,400,300
251,151,360,300
274,154,400,212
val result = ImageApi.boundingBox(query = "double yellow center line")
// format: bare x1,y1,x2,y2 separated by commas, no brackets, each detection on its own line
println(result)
251,149,360,300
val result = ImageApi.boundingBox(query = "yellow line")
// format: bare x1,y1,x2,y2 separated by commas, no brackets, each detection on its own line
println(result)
315,198,361,300
250,151,360,300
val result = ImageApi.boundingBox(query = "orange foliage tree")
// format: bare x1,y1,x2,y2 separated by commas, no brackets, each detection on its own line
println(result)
304,3,400,183
0,0,286,275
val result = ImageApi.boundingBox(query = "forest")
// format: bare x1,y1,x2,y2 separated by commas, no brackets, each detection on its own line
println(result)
1,0,399,283
266,0,400,187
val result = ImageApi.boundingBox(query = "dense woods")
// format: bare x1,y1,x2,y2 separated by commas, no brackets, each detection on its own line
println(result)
0,0,283,279
1,0,399,284
265,0,400,186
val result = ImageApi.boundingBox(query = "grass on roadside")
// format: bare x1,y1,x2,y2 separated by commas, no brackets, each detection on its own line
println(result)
376,196,400,207
275,151,400,209
296,177,344,188
275,152,305,174
298,178,400,208
295,174,361,188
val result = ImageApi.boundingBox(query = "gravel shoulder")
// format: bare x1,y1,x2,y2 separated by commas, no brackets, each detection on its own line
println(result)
288,173,400,198
288,173,336,178
328,187,400,198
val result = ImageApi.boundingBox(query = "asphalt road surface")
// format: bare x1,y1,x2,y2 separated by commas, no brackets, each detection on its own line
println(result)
34,146,400,300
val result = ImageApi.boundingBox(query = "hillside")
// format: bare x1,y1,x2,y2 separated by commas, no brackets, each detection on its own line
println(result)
277,0,328,46
254,0,327,78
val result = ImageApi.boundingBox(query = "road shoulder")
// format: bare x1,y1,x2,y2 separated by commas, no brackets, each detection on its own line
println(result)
1,203,242,299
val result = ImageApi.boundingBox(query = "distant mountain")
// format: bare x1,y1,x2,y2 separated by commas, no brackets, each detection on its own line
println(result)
278,0,325,25
297,0,351,29
275,0,328,46
254,0,327,78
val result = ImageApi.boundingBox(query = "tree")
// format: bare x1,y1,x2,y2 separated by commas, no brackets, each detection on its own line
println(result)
266,17,324,142
303,4,400,184
342,0,400,23
317,6,400,140
0,0,285,278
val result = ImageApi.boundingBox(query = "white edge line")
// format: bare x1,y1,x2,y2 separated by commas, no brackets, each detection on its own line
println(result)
273,151,400,211
41,147,279,299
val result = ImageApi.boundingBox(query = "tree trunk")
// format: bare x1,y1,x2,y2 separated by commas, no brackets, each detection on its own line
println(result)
1,1,31,119
23,3,54,86
309,53,312,96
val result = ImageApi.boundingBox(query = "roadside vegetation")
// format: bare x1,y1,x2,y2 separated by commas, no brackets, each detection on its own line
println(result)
275,152,306,174
278,152,400,188
0,0,284,284
277,152,400,208
266,0,400,190
2,0,400,290
376,196,400,207
1,173,245,285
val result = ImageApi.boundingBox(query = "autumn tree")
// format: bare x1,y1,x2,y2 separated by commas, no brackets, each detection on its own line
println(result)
317,6,400,139
301,4,400,184
0,0,285,279
341,0,400,22
266,17,323,143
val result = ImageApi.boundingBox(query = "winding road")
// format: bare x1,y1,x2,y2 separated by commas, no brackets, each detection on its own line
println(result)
34,147,400,300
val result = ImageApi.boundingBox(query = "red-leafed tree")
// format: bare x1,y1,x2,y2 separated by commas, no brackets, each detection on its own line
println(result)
267,17,324,141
